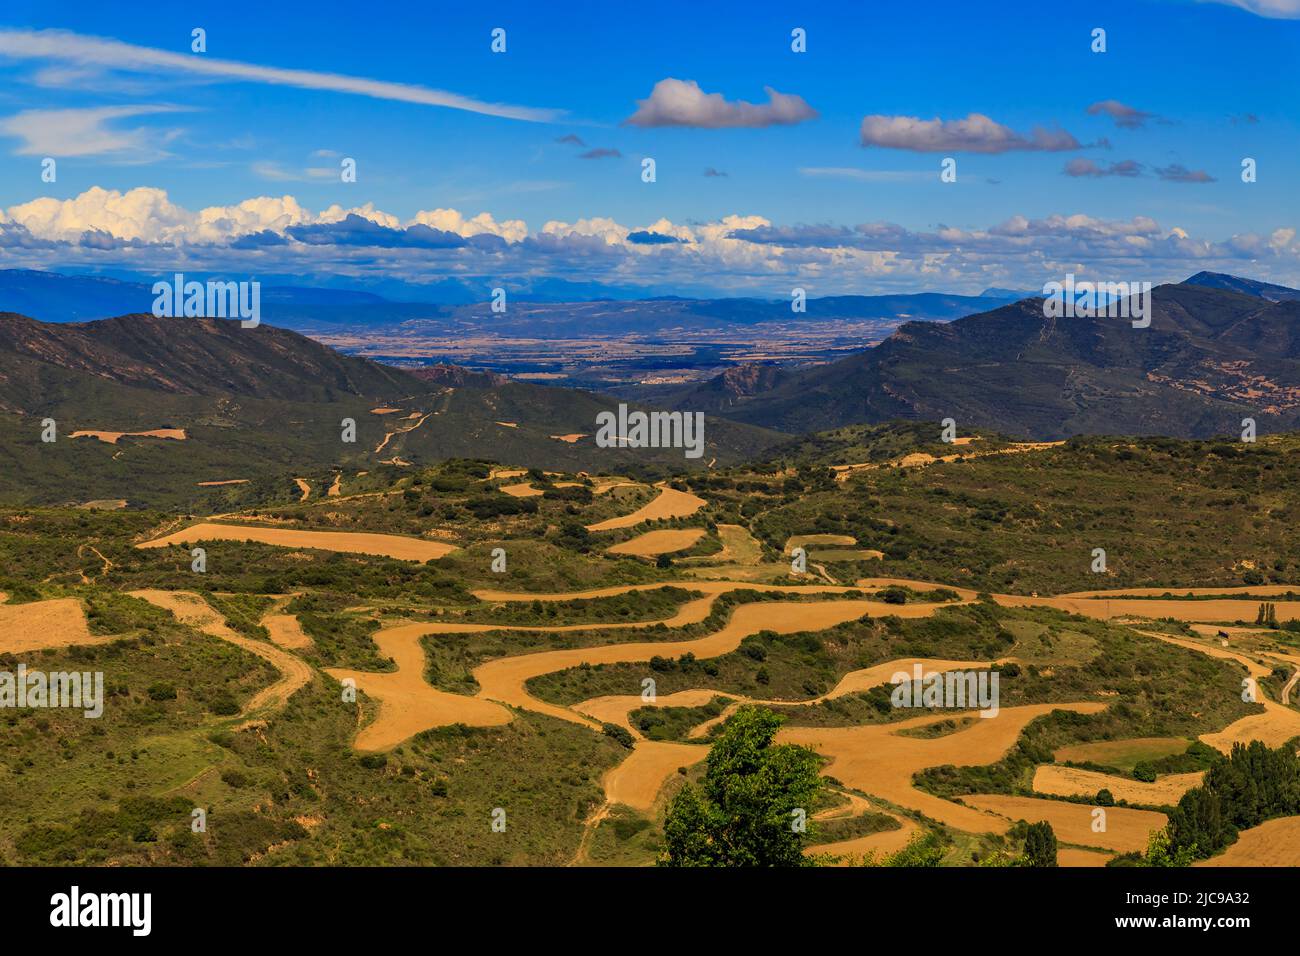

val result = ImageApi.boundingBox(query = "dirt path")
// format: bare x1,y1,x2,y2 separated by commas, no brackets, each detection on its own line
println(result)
130,589,312,715
137,522,457,562
586,484,706,531
293,478,310,501
327,474,342,497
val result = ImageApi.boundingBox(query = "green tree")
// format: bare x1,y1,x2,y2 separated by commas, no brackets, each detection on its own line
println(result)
659,706,823,867
1023,821,1057,866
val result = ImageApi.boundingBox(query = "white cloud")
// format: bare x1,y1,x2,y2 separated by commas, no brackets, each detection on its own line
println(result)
0,29,562,122
625,78,816,128
859,112,1082,153
1199,0,1300,17
3,186,1298,296
0,105,188,159
410,208,527,242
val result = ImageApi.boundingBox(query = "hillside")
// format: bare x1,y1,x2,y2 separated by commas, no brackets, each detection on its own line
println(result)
0,312,781,507
672,279,1300,439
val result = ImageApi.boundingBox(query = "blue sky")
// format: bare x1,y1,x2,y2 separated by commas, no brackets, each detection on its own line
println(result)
0,0,1297,297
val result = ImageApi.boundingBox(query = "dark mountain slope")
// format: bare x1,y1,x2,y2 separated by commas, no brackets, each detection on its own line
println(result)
686,282,1300,439
0,312,420,406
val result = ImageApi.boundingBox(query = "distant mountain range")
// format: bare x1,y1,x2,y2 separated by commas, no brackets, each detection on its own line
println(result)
661,274,1300,439
0,268,1022,333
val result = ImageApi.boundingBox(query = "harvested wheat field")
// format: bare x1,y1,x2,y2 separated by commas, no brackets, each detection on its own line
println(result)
1057,848,1113,867
586,484,706,531
1202,701,1300,752
0,598,94,653
1062,585,1300,599
1196,816,1300,866
582,656,999,740
499,482,543,498
70,428,187,444
779,702,1107,834
961,795,1165,853
998,594,1300,624
472,598,922,728
197,479,249,486
810,820,917,863
137,522,457,562
679,523,763,565
260,600,313,650
607,528,705,557
327,474,342,497
369,407,402,414
576,688,720,735
293,478,310,501
1033,765,1204,805
77,499,127,510
785,533,857,553
602,741,706,811
131,589,312,714
326,623,511,751
550,433,586,443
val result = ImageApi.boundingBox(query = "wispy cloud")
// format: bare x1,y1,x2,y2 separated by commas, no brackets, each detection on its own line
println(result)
0,29,563,122
578,147,621,160
800,166,931,182
625,78,816,128
1198,0,1300,18
0,104,188,159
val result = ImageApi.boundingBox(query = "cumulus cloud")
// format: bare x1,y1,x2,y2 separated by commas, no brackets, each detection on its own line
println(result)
1063,158,1144,177
859,112,1083,153
0,29,562,122
1155,163,1217,183
3,186,1297,296
1086,100,1161,129
409,208,528,242
625,78,816,128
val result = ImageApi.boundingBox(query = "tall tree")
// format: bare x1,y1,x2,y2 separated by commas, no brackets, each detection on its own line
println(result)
1022,821,1058,867
660,706,824,867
